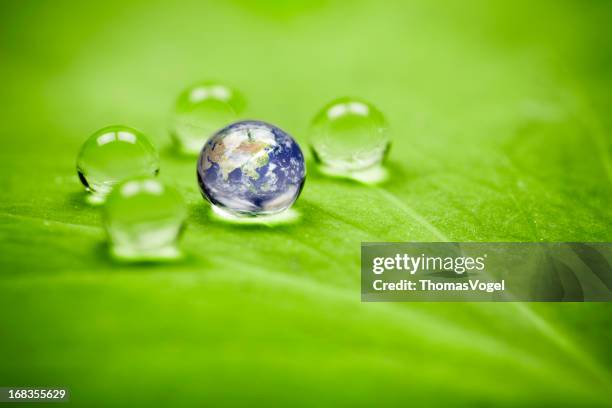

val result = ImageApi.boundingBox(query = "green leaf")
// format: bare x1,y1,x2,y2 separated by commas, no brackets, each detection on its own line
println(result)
0,0,611,406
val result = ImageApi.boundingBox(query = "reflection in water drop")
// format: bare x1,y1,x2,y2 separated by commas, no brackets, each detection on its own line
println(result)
197,120,306,217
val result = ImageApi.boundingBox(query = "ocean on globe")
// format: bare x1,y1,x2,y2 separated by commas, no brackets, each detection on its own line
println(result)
197,120,306,217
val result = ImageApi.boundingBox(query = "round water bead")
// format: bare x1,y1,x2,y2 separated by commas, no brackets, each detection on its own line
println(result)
309,97,389,173
171,82,246,155
103,177,187,260
197,120,306,217
76,125,159,201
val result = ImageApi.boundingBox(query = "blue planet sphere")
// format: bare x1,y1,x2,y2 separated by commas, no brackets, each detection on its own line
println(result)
197,120,306,216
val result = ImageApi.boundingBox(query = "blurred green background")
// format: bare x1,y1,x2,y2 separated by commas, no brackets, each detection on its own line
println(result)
1,0,611,406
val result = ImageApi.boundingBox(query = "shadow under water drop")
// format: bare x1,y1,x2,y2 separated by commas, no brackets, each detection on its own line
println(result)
66,190,107,208
92,241,206,272
95,240,191,266
313,163,389,185
110,244,183,263
85,192,107,206
209,205,302,226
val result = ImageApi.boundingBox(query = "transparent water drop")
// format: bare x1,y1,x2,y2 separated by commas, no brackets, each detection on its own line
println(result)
171,82,246,155
309,97,390,174
103,177,187,261
197,120,306,217
76,125,159,202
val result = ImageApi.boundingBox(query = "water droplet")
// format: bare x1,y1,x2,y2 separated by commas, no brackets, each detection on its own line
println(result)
171,82,246,155
309,97,389,174
103,177,187,261
197,120,306,217
76,125,159,202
